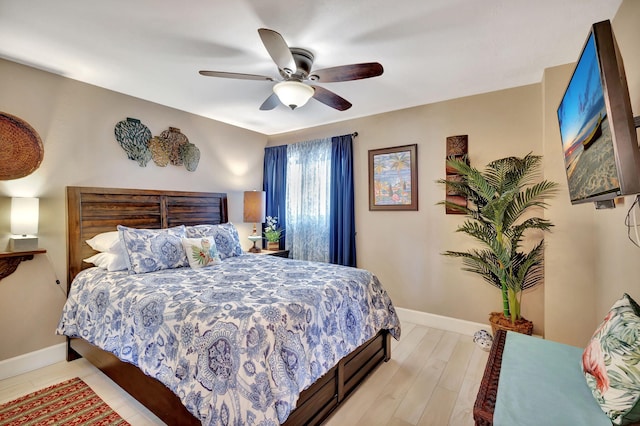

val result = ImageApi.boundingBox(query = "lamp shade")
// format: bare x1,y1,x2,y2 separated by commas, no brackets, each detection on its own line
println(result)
243,191,266,223
11,197,39,235
273,81,314,109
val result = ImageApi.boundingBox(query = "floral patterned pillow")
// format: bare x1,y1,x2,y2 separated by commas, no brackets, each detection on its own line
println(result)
118,225,188,274
582,293,640,425
181,237,221,269
185,223,243,259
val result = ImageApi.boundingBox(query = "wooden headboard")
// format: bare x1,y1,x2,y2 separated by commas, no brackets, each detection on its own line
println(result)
66,186,228,289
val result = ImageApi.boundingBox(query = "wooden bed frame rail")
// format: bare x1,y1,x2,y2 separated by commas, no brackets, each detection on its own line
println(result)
65,186,392,426
70,330,391,426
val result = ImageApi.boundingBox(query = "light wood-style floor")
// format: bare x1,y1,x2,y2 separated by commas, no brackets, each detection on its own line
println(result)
0,321,489,425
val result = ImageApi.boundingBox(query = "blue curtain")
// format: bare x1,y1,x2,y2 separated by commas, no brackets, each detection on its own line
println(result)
330,134,357,267
262,145,287,249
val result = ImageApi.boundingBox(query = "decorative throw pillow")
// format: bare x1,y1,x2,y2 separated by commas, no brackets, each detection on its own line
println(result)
181,237,221,268
83,252,128,272
117,225,188,274
185,223,243,259
582,293,640,425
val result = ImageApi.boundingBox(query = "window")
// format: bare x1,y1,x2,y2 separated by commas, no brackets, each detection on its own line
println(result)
263,134,356,266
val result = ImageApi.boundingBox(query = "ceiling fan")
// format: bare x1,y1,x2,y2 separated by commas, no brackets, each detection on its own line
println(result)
199,28,384,111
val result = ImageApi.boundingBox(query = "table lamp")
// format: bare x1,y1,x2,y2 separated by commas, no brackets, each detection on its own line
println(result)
243,191,266,253
9,197,39,251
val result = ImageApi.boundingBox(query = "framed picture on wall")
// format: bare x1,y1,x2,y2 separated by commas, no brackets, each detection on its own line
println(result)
368,144,418,211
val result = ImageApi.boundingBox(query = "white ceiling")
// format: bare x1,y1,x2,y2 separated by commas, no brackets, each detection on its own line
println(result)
0,0,623,135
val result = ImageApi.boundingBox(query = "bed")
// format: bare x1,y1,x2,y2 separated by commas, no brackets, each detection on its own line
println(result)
58,186,401,425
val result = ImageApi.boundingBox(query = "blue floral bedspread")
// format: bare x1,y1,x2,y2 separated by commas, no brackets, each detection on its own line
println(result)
56,254,401,425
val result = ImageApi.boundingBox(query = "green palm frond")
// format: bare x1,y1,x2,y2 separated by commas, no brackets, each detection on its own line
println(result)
487,153,542,190
443,249,502,290
437,200,472,215
508,217,554,246
445,156,496,204
505,181,559,228
518,242,546,290
456,220,496,245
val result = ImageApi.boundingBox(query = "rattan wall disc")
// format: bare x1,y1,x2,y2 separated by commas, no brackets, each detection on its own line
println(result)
0,112,44,180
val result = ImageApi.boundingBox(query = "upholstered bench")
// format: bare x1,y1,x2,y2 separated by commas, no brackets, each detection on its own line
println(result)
474,294,640,426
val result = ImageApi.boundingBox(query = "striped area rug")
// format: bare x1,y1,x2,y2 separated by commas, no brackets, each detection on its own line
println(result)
0,377,130,425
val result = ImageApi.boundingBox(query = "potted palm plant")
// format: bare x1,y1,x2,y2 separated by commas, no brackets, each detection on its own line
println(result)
438,153,558,335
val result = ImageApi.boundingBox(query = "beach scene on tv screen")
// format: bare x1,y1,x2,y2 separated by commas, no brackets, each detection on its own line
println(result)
557,33,618,202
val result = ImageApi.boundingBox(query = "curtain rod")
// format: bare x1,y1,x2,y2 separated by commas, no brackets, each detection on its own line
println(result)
272,132,358,148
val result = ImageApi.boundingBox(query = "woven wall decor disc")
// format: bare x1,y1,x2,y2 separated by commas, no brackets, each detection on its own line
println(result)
0,112,44,180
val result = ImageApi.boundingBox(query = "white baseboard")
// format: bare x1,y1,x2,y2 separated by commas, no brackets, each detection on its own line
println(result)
0,343,67,380
395,307,489,336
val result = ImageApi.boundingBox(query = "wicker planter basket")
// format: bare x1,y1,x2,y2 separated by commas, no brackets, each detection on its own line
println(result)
489,312,533,336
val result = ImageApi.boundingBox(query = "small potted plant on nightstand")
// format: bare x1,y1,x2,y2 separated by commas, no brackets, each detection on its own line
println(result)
438,153,558,335
264,216,283,250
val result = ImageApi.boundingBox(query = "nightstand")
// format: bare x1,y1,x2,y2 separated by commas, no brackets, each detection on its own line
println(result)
0,249,47,281
253,249,290,258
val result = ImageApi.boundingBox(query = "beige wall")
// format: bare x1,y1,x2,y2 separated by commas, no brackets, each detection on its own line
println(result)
0,59,267,360
540,0,640,346
542,63,600,346
268,84,547,335
595,1,640,329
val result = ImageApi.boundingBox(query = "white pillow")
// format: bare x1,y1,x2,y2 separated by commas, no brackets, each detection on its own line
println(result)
86,231,122,253
83,252,128,271
181,237,221,269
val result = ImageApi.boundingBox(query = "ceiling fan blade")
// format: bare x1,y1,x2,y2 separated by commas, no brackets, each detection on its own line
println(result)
199,70,274,81
311,62,383,82
258,28,296,73
311,85,352,111
259,93,280,110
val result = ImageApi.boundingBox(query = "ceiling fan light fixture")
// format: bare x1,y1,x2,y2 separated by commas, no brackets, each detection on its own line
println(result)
273,81,314,110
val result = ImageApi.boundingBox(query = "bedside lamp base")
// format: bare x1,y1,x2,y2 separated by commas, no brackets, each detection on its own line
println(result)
9,235,38,252
248,234,262,253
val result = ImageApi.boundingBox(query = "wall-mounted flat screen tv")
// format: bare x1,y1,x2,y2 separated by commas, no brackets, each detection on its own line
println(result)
557,19,640,206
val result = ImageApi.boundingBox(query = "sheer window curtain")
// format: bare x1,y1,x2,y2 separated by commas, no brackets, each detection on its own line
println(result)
285,138,332,262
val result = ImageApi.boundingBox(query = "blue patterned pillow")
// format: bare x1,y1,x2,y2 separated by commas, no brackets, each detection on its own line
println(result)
185,223,243,259
118,225,188,274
